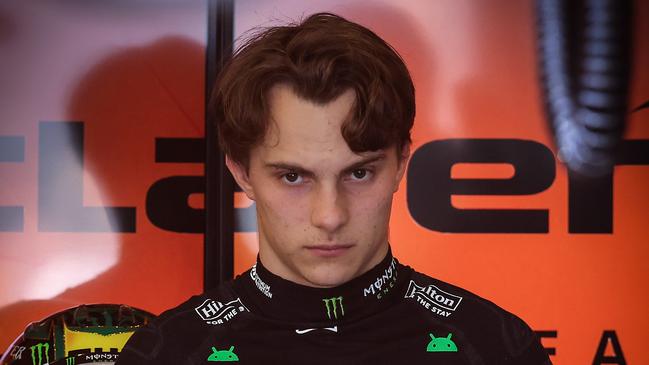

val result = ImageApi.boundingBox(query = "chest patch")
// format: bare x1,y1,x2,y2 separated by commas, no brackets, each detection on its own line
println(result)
404,280,463,318
195,298,249,325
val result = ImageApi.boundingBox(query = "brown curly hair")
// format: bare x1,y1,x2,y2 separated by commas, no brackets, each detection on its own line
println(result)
210,12,415,167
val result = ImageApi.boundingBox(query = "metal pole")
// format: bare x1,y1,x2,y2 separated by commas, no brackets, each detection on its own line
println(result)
204,0,235,291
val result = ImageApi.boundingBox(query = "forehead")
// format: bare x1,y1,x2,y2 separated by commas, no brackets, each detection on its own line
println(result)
266,84,355,146
252,84,368,168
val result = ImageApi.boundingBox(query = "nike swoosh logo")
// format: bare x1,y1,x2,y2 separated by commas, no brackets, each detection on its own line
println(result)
295,326,338,334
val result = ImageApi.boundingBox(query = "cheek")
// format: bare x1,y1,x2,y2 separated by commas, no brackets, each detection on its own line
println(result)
256,191,316,250
348,186,394,223
257,189,310,226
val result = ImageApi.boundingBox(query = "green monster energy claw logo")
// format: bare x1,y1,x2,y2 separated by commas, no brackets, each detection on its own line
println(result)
30,343,49,365
322,296,344,319
66,357,76,365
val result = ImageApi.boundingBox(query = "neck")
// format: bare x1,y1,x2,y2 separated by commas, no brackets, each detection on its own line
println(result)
234,247,410,324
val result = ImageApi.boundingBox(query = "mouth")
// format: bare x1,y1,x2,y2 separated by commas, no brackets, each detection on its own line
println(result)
304,244,353,258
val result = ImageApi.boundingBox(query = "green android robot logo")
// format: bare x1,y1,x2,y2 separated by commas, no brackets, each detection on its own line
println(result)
426,333,458,353
207,346,239,362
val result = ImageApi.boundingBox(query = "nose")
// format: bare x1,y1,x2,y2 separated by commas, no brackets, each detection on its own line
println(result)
310,183,349,233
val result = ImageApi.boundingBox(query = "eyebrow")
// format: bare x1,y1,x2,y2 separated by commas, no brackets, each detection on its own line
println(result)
264,153,387,176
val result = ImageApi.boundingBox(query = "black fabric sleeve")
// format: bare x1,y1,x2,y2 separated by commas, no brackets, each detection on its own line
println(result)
116,321,164,364
501,313,553,365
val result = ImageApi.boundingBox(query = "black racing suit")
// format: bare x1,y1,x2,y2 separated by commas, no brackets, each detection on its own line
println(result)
117,250,552,364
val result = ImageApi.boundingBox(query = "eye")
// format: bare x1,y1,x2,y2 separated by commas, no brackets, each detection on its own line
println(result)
282,172,303,185
350,168,371,181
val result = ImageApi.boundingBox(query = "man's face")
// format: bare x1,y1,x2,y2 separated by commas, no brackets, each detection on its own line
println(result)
227,84,409,288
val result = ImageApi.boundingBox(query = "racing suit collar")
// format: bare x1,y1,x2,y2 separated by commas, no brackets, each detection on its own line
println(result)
237,247,408,324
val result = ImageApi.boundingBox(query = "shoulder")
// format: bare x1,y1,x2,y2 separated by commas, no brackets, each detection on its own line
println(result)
402,266,550,364
404,268,514,323
117,280,250,364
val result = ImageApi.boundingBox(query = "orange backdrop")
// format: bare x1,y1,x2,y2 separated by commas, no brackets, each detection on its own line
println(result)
0,0,206,354
232,1,649,364
1,1,647,364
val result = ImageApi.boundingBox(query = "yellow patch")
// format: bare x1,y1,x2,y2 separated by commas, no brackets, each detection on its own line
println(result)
63,323,135,356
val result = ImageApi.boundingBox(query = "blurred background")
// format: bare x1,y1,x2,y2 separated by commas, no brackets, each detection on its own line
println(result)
0,1,647,364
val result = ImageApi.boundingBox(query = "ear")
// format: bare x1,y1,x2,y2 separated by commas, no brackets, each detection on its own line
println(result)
225,155,256,201
393,143,411,192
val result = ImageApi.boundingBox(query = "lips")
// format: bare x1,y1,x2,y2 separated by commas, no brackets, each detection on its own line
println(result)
305,244,353,258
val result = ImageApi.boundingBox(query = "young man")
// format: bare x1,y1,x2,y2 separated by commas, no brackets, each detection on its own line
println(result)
117,13,551,364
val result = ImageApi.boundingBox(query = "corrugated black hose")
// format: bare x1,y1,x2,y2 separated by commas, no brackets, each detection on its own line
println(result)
536,0,633,177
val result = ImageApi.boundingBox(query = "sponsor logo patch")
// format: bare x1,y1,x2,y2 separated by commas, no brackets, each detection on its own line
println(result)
322,296,344,320
427,333,458,353
405,280,462,318
250,264,272,298
363,258,398,299
207,345,239,362
30,343,49,365
295,326,338,335
195,298,249,325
